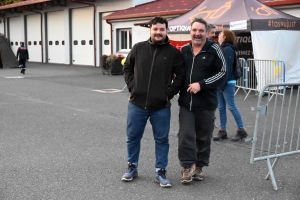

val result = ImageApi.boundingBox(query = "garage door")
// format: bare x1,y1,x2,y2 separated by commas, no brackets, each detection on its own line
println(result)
47,11,65,64
9,17,23,57
72,7,93,66
0,18,4,35
27,14,41,62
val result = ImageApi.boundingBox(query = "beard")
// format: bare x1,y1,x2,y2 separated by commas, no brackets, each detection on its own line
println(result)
192,36,205,45
151,34,165,44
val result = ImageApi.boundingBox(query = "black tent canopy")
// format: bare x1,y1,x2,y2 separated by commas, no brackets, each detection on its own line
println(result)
168,0,300,33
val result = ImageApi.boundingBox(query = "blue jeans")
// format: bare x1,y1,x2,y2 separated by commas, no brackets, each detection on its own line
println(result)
126,102,170,169
217,84,244,130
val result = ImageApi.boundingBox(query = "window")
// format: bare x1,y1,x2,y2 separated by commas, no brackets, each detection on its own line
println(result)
55,41,59,45
89,40,93,45
49,41,53,45
74,40,78,45
81,40,86,45
11,42,13,46
117,28,132,51
28,41,32,45
39,41,42,45
15,42,18,46
34,41,37,45
62,40,64,45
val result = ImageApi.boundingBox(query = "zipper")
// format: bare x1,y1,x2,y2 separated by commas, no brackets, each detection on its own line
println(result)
145,48,157,109
189,56,195,111
189,45,206,111
189,45,194,111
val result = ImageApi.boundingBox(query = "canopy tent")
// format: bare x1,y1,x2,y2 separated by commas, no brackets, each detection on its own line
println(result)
168,0,300,33
167,0,300,85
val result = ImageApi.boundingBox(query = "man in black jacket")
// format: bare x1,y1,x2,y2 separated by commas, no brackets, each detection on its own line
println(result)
16,42,29,74
122,16,185,188
178,18,226,184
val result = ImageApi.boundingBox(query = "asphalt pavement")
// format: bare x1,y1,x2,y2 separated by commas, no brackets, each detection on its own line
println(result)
0,63,299,200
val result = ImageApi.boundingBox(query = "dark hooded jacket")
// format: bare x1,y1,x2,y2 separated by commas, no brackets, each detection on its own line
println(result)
219,43,237,91
178,39,227,111
123,36,185,110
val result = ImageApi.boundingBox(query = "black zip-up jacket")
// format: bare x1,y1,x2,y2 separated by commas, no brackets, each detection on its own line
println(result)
16,45,29,60
123,36,185,110
178,40,226,111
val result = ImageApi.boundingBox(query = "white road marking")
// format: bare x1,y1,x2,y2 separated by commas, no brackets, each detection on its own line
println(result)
4,76,24,79
92,89,123,93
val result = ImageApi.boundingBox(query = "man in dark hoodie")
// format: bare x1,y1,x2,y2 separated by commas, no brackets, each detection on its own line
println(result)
16,42,29,74
178,18,226,184
122,16,185,188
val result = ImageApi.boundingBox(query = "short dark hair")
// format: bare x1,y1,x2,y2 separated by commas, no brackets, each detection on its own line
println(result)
207,24,216,32
149,16,168,29
191,18,208,31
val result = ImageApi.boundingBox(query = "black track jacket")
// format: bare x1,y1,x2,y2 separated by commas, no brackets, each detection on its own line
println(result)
124,36,185,110
178,40,227,111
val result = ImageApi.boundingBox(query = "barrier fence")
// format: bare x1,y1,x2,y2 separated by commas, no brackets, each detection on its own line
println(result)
248,83,300,190
235,59,286,100
235,58,247,95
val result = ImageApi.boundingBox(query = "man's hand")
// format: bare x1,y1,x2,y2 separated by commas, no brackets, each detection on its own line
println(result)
187,82,201,94
172,73,176,80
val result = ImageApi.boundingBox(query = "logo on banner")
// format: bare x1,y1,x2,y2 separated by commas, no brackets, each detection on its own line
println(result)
169,40,190,50
250,5,278,16
188,1,232,22
169,2,231,32
267,20,297,29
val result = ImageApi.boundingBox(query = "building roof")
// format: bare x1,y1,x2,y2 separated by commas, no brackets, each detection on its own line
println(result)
260,0,300,6
104,0,300,21
0,0,51,11
103,0,204,20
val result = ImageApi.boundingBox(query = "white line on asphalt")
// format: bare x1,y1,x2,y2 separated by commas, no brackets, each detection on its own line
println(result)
4,76,24,79
92,89,122,93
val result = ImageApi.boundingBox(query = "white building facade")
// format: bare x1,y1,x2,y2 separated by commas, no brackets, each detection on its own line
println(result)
0,0,299,67
0,0,157,67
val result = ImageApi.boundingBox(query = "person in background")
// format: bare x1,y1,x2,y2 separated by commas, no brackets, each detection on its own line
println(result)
16,42,29,74
213,29,248,142
122,16,185,188
178,18,226,184
206,24,216,40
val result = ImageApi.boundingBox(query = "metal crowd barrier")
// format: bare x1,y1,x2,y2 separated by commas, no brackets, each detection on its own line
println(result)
235,58,247,95
249,83,300,190
235,59,286,100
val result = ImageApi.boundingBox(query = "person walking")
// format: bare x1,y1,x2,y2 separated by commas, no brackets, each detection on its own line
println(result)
213,29,248,141
16,42,29,74
122,16,185,188
178,18,226,184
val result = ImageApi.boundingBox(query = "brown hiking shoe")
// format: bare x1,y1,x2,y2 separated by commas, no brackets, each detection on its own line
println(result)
192,166,203,181
181,165,195,183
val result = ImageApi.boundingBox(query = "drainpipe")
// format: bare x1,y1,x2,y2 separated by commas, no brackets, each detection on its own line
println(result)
106,20,113,55
3,17,6,38
69,0,96,67
23,9,44,63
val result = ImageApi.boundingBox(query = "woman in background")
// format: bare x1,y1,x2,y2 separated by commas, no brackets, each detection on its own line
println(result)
213,30,248,142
